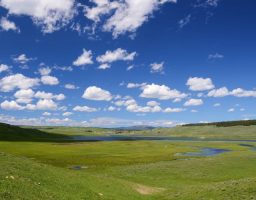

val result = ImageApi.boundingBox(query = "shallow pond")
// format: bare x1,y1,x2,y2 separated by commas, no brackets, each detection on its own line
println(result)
176,148,231,157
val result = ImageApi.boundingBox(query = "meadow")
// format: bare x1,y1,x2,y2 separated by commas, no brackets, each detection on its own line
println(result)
0,122,256,199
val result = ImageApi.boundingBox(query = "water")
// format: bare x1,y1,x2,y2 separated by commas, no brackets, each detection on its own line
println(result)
71,135,256,143
239,144,256,151
176,148,231,157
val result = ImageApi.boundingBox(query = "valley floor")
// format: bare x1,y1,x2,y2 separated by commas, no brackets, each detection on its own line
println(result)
1,139,256,199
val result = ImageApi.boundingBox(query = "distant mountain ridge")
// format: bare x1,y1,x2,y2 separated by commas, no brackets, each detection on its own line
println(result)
114,125,156,131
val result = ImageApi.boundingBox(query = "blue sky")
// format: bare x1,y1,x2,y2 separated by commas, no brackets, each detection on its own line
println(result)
0,0,255,127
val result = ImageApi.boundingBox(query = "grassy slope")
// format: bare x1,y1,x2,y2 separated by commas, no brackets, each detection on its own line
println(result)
1,139,256,199
0,123,68,141
25,124,256,141
1,123,256,199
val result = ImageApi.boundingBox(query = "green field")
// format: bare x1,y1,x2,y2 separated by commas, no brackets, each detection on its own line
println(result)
1,122,256,199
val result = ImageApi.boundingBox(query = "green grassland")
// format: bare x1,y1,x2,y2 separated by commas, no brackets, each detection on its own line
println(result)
27,123,256,141
1,122,256,199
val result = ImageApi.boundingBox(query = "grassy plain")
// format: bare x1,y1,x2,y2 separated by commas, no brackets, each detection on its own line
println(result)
0,123,256,199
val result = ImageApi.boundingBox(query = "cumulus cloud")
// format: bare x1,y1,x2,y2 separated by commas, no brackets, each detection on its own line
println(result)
96,48,136,63
42,112,51,116
208,87,256,98
73,105,98,112
0,100,23,110
127,82,147,88
14,89,34,104
63,112,73,116
163,107,185,113
186,77,215,91
82,86,112,101
41,75,59,85
0,17,19,32
84,0,176,37
0,64,9,73
140,83,187,100
146,101,160,107
126,103,162,113
13,54,33,64
150,62,164,73
38,67,51,76
0,0,76,33
34,91,65,101
98,63,111,70
230,88,256,98
65,84,78,89
0,73,39,92
82,117,180,128
184,99,203,106
207,87,229,97
27,99,58,110
73,49,93,66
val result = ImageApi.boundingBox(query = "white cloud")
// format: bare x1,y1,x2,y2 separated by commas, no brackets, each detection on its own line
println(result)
39,67,51,76
207,87,229,97
126,103,162,113
42,112,51,116
34,91,65,101
184,99,203,106
82,117,180,128
41,75,59,85
84,0,120,22
14,89,34,104
127,65,134,71
140,84,187,100
0,73,39,92
0,100,23,110
96,48,136,63
95,0,177,38
65,84,78,89
228,108,235,112
208,53,224,59
54,94,66,101
53,65,73,71
0,17,19,32
63,112,72,116
73,49,93,66
98,63,111,70
146,101,160,107
213,103,221,107
186,77,215,91
230,88,256,98
107,106,117,111
0,0,76,33
34,99,57,110
13,54,32,64
163,107,185,113
150,62,164,73
82,86,112,101
73,105,98,112
127,82,147,88
178,14,191,28
0,64,9,73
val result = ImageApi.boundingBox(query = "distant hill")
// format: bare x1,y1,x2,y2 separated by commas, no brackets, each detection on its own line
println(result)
182,120,256,127
0,123,67,141
114,125,156,131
